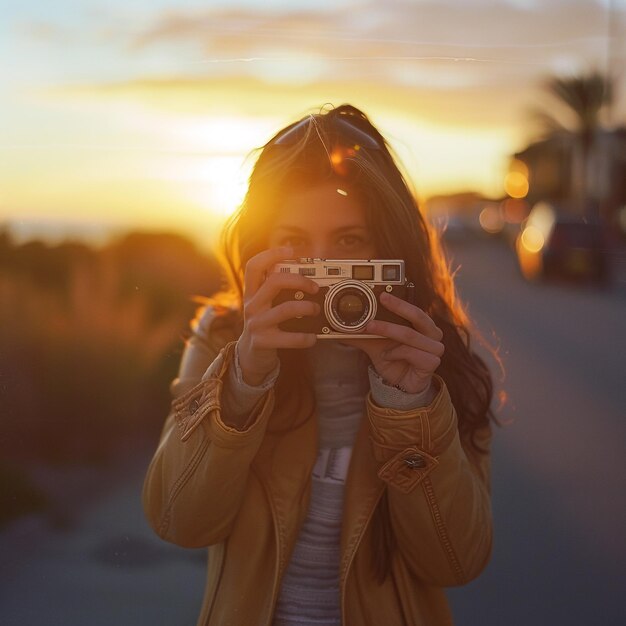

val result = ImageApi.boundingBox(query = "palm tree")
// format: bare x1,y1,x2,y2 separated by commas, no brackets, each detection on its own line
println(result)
535,71,613,217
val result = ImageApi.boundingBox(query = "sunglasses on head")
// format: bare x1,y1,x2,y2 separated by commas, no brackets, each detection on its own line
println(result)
272,113,382,151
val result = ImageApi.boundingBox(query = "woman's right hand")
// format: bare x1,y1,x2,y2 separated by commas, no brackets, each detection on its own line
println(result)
237,247,320,386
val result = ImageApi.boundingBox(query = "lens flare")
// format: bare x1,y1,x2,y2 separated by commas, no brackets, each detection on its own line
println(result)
329,145,359,177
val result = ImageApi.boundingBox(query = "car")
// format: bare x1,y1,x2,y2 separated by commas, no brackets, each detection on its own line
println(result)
515,201,608,284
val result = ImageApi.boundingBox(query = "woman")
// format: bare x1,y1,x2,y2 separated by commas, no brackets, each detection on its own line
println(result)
143,104,496,626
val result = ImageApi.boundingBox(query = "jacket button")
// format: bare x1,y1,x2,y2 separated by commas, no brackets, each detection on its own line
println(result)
189,399,200,414
404,453,427,469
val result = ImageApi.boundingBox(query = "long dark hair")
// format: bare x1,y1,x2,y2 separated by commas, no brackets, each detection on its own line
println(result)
211,103,497,451
203,103,499,582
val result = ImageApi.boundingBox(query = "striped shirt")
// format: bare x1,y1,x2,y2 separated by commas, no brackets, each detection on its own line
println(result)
221,338,434,626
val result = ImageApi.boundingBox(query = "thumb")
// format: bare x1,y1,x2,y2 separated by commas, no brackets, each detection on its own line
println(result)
338,337,382,360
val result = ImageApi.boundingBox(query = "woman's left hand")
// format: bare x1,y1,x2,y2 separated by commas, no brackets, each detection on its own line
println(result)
342,291,444,395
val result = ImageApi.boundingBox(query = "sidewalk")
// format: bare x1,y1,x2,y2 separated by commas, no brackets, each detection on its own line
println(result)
0,459,206,626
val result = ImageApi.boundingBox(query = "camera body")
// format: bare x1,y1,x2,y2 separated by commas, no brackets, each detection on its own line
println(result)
272,258,415,338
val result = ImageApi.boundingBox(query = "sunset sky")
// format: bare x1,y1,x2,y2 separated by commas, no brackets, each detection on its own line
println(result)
1,0,624,249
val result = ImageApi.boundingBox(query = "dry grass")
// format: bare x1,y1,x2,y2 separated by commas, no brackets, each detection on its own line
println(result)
0,231,221,467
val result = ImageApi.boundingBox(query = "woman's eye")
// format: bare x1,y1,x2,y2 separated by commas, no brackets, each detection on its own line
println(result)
280,236,306,248
338,235,364,248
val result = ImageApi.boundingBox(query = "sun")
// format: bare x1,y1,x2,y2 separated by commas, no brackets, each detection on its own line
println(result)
205,155,251,219
183,154,252,220
169,114,281,220
138,112,278,221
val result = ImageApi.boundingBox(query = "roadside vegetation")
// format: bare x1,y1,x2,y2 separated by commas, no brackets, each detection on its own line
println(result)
0,230,221,527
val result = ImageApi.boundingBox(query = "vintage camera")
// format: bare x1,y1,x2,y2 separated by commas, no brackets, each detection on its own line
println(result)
272,258,415,338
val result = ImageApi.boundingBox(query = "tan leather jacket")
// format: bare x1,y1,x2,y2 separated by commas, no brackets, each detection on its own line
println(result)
142,311,493,626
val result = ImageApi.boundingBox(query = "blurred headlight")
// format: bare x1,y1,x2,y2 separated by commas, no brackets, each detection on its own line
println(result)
521,225,545,253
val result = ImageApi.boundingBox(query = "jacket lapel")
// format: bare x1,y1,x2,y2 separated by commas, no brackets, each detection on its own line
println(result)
339,413,385,584
252,409,318,576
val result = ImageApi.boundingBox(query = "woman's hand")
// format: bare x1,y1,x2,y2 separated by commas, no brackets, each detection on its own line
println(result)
237,247,320,386
343,291,444,395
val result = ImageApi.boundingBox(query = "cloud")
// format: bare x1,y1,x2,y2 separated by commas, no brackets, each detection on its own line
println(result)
36,1,626,138
16,20,72,43
22,1,619,99
97,0,624,131
126,0,613,76
47,72,542,137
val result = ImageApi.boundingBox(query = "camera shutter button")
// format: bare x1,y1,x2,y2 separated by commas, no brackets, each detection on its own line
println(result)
294,291,304,300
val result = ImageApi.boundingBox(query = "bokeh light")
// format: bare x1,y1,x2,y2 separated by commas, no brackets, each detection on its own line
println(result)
520,224,545,253
479,205,505,234
504,171,529,199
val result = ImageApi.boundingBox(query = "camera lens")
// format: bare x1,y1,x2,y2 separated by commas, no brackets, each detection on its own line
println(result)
325,281,377,333
336,291,366,324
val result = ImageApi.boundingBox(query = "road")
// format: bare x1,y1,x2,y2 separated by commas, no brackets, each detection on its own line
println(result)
446,237,625,626
1,237,624,625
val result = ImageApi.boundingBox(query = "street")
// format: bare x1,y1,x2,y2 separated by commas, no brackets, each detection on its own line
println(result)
1,237,624,625
447,237,625,625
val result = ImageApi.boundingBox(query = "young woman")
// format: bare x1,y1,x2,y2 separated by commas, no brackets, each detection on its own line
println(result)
143,104,496,626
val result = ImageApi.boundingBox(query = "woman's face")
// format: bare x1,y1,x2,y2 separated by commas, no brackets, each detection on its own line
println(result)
268,182,377,259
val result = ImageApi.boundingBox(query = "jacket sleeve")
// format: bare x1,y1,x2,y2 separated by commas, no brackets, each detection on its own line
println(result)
367,374,493,586
142,311,274,549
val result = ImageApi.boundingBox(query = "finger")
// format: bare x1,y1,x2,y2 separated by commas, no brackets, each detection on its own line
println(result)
367,319,445,357
243,246,294,299
379,292,444,341
255,300,321,328
245,272,320,316
261,272,320,301
338,336,389,354
252,329,317,350
381,344,442,372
